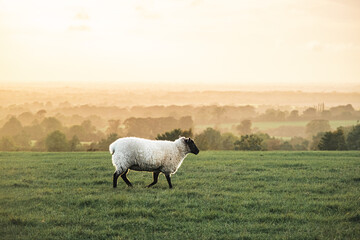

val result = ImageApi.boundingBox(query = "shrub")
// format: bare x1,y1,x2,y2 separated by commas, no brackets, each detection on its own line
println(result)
156,129,193,141
45,130,69,152
318,128,347,150
347,124,360,150
69,135,81,151
234,134,264,151
194,128,222,150
97,133,119,151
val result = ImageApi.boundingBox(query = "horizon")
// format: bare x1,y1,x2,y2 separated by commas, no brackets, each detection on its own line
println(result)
1,81,360,93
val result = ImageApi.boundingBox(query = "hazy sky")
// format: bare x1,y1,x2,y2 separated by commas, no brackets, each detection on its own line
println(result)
0,0,359,90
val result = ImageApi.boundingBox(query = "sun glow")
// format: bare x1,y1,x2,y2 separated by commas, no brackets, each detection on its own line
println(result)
0,0,359,91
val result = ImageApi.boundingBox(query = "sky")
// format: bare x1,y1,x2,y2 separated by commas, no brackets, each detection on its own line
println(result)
0,0,359,91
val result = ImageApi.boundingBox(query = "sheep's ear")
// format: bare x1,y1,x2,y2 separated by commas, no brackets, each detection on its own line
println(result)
179,136,188,141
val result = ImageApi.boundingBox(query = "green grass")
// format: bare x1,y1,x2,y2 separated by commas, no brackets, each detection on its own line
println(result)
1,151,359,240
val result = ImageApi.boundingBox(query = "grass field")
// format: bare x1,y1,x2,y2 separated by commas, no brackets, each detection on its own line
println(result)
1,151,359,239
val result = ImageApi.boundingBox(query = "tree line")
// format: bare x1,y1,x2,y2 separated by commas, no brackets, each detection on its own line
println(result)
0,115,193,151
192,124,359,151
0,111,359,151
1,103,359,129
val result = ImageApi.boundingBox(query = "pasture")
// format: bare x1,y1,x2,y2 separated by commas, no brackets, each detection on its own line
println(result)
1,151,359,239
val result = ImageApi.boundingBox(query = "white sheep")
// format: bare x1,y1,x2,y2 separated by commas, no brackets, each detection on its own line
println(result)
109,137,199,188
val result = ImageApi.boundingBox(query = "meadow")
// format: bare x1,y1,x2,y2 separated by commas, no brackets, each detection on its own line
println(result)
1,151,359,240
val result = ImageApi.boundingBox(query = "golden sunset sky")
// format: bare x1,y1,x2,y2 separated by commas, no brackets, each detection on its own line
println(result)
0,0,359,91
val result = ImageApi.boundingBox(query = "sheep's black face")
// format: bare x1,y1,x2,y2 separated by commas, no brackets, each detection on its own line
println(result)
185,138,199,155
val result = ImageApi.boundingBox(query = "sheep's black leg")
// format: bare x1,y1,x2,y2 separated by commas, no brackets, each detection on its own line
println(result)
121,169,133,187
147,172,160,188
113,171,121,188
165,174,173,189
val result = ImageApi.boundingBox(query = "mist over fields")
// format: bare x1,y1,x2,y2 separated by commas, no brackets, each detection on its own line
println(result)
1,85,360,107
0,84,359,152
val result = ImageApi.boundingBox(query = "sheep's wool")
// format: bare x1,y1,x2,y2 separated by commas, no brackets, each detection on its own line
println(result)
110,137,189,175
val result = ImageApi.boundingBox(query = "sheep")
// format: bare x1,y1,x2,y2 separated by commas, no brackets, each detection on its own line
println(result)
109,136,199,189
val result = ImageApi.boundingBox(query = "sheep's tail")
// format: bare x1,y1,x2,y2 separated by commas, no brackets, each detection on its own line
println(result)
109,142,115,155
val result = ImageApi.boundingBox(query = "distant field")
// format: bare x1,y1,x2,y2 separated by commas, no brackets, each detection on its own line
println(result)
196,120,359,133
1,151,359,240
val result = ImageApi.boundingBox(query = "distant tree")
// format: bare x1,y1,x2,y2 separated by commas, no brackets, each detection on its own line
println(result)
254,133,282,151
305,119,331,139
259,109,286,121
318,132,337,150
23,121,44,140
212,106,226,125
318,128,347,150
18,112,35,126
45,130,69,152
264,138,282,151
36,109,47,120
302,107,317,119
264,125,305,138
41,117,63,134
97,133,119,151
329,104,355,117
156,128,193,141
58,101,72,108
0,136,16,151
81,120,96,133
346,124,360,150
194,128,222,150
234,134,263,151
221,133,238,150
106,119,121,135
279,141,293,151
236,120,252,135
178,116,194,131
45,101,53,109
123,118,150,138
310,132,325,150
277,111,286,121
288,110,299,120
68,125,85,140
12,132,31,150
0,117,23,136
67,120,99,142
289,136,309,151
69,135,81,151
124,117,183,139
88,115,107,130
337,126,353,139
